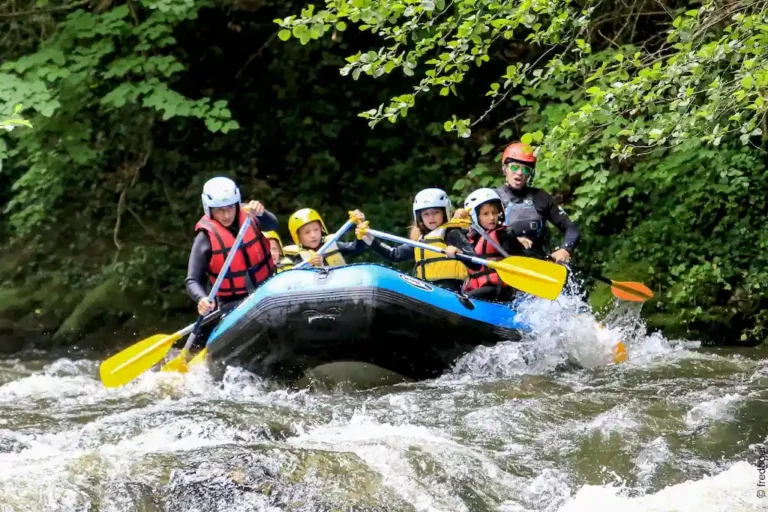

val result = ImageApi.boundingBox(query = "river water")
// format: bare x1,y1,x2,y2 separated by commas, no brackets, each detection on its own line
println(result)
1,292,766,511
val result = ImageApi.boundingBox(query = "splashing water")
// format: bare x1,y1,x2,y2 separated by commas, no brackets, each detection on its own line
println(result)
1,286,766,511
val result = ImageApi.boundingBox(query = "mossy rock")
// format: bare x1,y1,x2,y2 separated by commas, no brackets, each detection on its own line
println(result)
0,288,39,320
53,277,134,343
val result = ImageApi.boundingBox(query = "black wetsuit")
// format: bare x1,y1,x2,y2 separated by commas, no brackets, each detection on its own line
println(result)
495,185,580,257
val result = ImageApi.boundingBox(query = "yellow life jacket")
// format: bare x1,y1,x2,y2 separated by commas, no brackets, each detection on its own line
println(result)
284,236,347,268
275,257,295,273
413,219,470,282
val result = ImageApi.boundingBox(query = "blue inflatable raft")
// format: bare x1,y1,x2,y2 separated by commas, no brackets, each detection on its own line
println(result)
206,264,528,381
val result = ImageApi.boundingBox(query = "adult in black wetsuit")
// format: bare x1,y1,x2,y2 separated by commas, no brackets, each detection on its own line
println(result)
494,142,580,264
185,177,279,333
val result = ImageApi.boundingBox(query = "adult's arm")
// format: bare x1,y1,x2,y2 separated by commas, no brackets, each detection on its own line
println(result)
185,231,212,303
541,192,580,252
255,209,278,232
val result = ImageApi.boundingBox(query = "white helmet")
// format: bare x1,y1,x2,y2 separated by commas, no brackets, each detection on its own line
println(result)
201,177,241,218
413,188,452,223
464,188,504,226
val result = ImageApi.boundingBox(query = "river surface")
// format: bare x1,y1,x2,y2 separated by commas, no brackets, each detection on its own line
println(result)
1,292,766,511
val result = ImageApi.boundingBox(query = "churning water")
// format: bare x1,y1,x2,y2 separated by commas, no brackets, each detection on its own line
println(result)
1,289,766,511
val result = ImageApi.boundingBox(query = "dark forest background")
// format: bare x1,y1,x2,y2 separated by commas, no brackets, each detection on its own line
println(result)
1,0,765,351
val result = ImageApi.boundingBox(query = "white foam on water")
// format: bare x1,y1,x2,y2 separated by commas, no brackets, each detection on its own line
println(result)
633,437,672,487
684,393,743,430
558,460,764,512
450,285,698,380
288,411,527,512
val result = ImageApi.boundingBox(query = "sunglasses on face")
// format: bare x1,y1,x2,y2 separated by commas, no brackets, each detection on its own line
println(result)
505,163,534,175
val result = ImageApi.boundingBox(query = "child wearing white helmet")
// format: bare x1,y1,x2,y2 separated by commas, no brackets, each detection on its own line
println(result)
186,177,279,324
358,188,480,292
462,188,526,301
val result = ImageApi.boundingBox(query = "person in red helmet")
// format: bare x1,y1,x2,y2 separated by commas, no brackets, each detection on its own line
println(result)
494,142,580,264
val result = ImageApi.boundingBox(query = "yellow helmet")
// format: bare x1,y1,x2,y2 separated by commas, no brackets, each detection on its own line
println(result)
263,231,284,253
288,208,328,245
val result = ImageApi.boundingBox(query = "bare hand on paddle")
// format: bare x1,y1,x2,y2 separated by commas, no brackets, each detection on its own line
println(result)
309,252,324,267
242,200,264,219
550,248,571,264
445,245,460,258
198,297,215,316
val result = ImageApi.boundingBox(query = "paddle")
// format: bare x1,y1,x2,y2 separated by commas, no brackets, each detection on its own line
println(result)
471,222,628,364
365,228,567,301
584,273,653,303
186,217,357,367
99,215,254,387
161,215,254,374
294,218,356,269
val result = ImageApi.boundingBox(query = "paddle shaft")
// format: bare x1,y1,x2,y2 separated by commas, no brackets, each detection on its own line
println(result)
294,220,355,269
471,223,510,257
182,215,254,351
368,228,495,269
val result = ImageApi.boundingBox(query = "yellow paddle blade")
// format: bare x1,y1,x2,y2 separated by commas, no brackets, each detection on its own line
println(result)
610,281,654,302
189,348,208,367
161,349,191,374
99,332,182,388
613,341,628,364
488,256,568,301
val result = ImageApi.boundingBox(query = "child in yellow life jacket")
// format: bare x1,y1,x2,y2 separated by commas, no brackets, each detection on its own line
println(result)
285,208,368,267
358,188,481,292
263,231,295,273
462,188,526,302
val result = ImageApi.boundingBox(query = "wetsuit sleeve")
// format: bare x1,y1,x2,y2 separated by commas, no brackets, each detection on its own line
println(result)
255,209,278,232
369,239,415,262
497,229,526,255
542,192,580,252
186,231,212,304
335,239,368,258
445,228,482,271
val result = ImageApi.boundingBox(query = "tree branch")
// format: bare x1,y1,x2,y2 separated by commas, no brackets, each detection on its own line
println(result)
0,0,90,19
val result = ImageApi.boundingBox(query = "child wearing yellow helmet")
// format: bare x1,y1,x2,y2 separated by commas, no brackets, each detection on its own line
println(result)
263,231,295,273
285,208,367,267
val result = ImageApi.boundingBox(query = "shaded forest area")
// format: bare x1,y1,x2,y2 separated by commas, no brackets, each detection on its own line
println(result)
1,0,766,351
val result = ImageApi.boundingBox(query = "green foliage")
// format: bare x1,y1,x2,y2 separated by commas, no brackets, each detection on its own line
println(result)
0,0,237,233
276,0,768,343
0,0,764,348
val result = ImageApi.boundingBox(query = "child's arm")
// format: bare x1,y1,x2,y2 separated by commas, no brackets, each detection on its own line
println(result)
368,239,415,262
335,239,369,258
445,228,483,270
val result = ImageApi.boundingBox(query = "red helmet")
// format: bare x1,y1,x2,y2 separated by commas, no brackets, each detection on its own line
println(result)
502,142,536,165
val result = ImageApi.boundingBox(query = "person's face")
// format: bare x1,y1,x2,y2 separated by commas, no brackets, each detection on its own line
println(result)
211,204,237,226
419,208,445,231
269,239,282,262
504,162,534,190
298,221,323,249
477,203,500,230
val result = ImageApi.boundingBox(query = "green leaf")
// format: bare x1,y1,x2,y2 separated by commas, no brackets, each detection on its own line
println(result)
521,133,533,144
278,30,292,41
336,21,347,31
479,144,494,155
741,75,753,90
